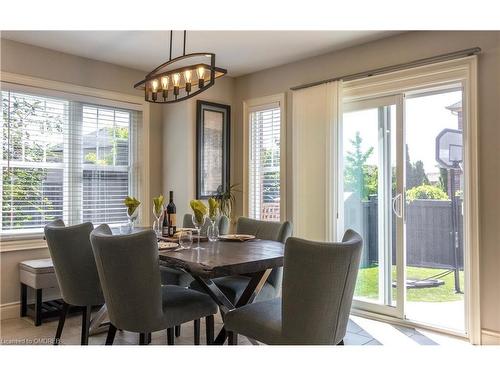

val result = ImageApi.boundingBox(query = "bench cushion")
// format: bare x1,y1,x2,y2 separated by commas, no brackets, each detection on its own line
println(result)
19,258,59,289
19,258,54,274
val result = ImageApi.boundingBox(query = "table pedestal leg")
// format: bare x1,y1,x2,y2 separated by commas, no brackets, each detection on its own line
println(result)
193,268,272,345
88,304,109,336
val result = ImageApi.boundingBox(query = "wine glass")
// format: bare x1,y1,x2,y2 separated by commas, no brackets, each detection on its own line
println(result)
152,205,163,236
191,213,206,250
178,230,193,250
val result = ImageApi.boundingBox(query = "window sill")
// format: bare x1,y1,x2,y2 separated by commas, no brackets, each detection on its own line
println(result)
0,222,131,253
0,237,47,253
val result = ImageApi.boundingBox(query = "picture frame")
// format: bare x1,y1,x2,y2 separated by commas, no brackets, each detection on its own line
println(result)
196,100,231,199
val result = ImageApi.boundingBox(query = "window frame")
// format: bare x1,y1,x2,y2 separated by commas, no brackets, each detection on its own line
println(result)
243,93,286,222
0,72,150,251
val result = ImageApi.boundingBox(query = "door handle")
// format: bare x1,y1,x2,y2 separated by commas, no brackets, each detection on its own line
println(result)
392,193,403,218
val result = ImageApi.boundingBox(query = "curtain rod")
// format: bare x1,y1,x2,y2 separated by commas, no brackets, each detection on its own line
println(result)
290,47,481,91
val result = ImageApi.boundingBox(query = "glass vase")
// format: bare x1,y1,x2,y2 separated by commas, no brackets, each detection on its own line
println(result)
152,218,162,236
152,206,162,236
207,219,219,242
127,210,139,232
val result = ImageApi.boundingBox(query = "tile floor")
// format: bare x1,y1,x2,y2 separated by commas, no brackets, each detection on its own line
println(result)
0,311,469,346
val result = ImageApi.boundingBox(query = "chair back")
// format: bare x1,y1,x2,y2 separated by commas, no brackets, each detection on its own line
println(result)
281,230,362,344
236,217,292,243
44,219,104,307
90,225,163,332
182,213,230,236
236,217,292,290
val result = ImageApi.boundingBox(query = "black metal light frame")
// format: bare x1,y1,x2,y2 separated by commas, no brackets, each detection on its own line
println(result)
134,31,227,104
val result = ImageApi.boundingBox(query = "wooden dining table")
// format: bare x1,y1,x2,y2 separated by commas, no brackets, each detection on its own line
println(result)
159,239,284,345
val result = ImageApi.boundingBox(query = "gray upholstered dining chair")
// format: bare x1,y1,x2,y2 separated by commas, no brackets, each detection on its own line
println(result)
224,230,363,345
90,224,218,345
44,219,104,345
190,217,292,304
159,213,230,339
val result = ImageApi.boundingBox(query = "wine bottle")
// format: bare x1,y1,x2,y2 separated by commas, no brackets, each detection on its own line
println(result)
166,191,177,237
162,202,169,237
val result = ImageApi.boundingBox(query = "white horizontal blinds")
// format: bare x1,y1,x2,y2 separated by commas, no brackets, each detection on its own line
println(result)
248,103,281,222
81,105,131,225
1,91,67,232
1,88,139,235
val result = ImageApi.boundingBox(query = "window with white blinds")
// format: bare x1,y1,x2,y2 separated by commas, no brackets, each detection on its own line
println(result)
248,103,281,221
1,88,140,236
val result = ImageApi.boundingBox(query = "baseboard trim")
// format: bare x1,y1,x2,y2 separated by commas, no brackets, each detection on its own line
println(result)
481,329,500,345
0,301,20,320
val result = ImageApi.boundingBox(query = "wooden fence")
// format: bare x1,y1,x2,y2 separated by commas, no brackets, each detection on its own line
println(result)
356,197,464,269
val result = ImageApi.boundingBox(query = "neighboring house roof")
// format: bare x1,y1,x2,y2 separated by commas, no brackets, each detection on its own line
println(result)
445,101,462,114
51,128,126,152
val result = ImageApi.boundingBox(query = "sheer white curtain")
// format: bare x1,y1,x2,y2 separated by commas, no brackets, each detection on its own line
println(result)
292,81,341,241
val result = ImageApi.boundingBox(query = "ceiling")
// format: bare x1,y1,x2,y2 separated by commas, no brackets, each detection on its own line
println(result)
1,31,401,77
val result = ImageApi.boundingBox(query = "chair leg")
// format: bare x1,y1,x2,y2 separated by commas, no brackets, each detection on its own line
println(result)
20,283,27,317
105,324,117,345
167,327,175,345
34,288,42,326
337,339,344,345
81,305,91,345
228,331,237,345
139,332,150,345
175,325,181,337
194,319,200,345
205,315,214,345
54,302,70,345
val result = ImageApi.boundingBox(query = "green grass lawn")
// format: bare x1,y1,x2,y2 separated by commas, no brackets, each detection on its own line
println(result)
355,266,465,302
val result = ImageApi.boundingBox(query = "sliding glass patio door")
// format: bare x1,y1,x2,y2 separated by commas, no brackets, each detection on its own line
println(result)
403,85,466,333
341,85,467,334
341,95,405,318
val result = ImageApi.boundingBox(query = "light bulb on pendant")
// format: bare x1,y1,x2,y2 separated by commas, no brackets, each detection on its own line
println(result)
151,79,159,92
172,73,180,97
151,79,159,101
184,70,192,93
197,66,205,88
161,76,169,100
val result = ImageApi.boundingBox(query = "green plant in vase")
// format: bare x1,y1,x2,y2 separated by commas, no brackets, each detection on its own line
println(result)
212,183,239,222
124,196,141,230
152,195,164,235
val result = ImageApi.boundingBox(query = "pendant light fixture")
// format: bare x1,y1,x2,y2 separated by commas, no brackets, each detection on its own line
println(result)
134,31,227,104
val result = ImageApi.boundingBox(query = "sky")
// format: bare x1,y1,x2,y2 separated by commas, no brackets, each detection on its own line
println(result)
343,89,463,178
